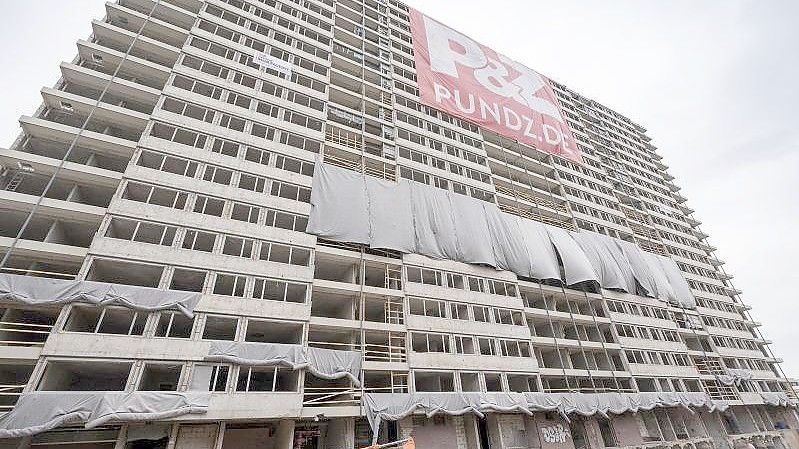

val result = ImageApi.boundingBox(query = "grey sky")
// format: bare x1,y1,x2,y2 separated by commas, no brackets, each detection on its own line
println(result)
1,1,796,376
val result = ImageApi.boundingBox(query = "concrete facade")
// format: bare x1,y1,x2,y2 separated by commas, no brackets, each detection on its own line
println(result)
0,0,796,448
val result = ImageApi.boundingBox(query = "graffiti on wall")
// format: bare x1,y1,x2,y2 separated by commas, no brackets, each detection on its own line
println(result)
540,424,570,444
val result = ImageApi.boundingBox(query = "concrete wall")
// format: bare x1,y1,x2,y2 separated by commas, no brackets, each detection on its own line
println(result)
400,416,459,449
220,426,277,449
172,424,218,449
609,413,644,447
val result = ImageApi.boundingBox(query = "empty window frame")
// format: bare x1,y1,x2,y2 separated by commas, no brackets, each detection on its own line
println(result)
252,278,308,303
194,364,230,392
162,97,216,123
154,312,194,338
270,180,311,202
236,366,297,392
63,306,147,335
405,267,442,286
265,208,308,231
137,150,199,177
473,305,492,323
182,229,217,252
105,217,177,246
138,363,182,391
231,203,261,224
123,182,188,209
498,339,532,358
222,236,255,258
171,74,224,99
202,315,238,341
408,297,446,318
170,268,207,292
213,274,247,297
411,333,451,353
477,337,496,356
274,154,314,176
194,195,225,216
454,335,475,354
259,241,312,266
449,302,469,320
149,122,208,148
202,165,234,185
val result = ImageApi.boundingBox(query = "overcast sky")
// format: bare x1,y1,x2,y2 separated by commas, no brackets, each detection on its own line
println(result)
0,1,796,376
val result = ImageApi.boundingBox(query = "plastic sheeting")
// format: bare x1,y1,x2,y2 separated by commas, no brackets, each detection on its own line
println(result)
363,392,726,443
571,232,633,292
718,369,754,387
306,163,697,308
204,341,362,386
759,392,797,408
0,391,209,438
0,273,202,317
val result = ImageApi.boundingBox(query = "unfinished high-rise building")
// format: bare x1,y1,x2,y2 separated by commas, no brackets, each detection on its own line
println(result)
0,0,796,448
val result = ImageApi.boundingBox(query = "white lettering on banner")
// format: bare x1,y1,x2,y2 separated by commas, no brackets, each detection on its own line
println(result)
254,52,293,77
424,15,562,123
410,8,582,163
541,424,570,443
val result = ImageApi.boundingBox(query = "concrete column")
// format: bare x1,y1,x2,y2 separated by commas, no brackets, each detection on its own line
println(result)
453,416,469,449
398,417,413,439
324,418,354,449
275,419,296,449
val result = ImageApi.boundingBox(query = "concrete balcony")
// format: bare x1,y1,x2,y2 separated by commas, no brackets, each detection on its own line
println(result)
76,39,170,90
19,115,137,159
405,314,530,340
106,1,190,49
121,0,199,28
91,19,180,69
408,351,539,373
0,237,87,265
40,87,150,133
60,62,161,110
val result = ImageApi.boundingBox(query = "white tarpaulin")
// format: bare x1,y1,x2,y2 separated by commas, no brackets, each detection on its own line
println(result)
571,232,633,292
307,161,370,244
0,391,209,438
718,369,754,387
363,392,727,443
545,226,599,285
204,341,362,386
0,274,202,317
306,163,697,307
759,392,797,408
366,176,415,253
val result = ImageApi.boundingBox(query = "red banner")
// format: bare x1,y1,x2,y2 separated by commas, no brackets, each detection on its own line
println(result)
409,9,582,164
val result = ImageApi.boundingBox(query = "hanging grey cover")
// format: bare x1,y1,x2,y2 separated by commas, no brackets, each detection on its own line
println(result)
409,183,461,261
641,251,677,302
759,392,796,407
363,391,726,443
616,240,657,296
307,161,370,244
515,216,561,281
656,255,697,308
717,369,754,387
483,208,533,277
0,274,201,317
570,232,630,292
204,341,362,386
450,194,497,267
366,177,415,253
305,163,698,308
545,226,599,285
0,391,209,438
